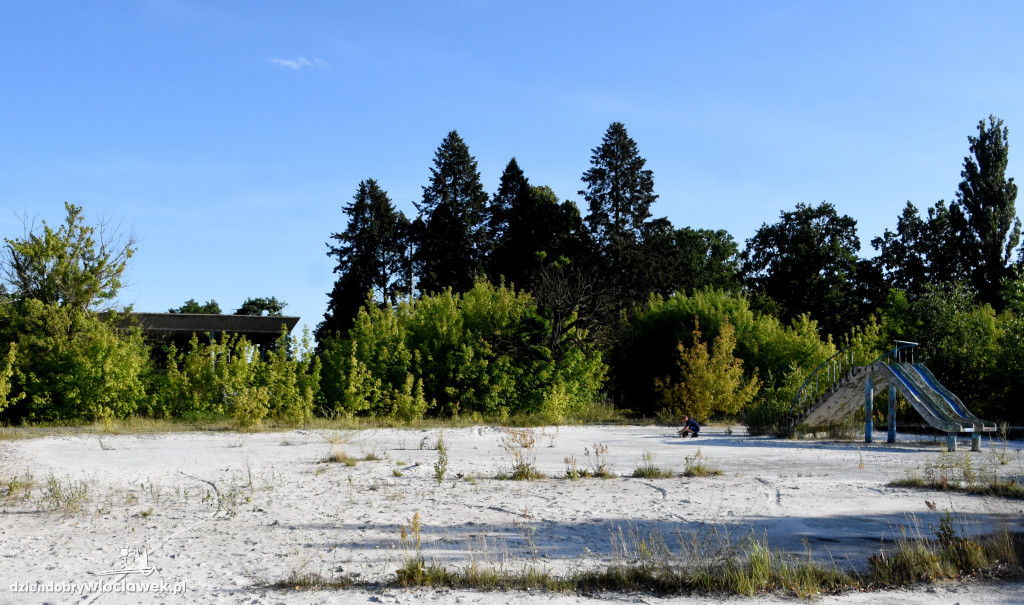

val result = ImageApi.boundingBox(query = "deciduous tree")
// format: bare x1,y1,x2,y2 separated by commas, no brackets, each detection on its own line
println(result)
954,115,1021,306
169,299,222,314
742,202,862,337
236,297,286,316
2,202,135,311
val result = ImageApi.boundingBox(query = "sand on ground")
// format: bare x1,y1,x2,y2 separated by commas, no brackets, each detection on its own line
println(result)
2,425,1022,604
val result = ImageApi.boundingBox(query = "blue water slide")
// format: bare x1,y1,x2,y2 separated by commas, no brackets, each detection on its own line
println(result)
883,363,970,433
904,363,996,432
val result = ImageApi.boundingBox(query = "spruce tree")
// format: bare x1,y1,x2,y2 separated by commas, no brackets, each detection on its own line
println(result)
487,159,589,288
319,179,406,339
415,130,490,294
579,122,658,306
580,122,657,249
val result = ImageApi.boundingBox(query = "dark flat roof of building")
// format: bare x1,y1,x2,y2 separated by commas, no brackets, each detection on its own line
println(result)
129,313,300,339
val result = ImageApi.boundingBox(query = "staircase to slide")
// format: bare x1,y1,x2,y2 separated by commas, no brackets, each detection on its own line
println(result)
787,342,997,451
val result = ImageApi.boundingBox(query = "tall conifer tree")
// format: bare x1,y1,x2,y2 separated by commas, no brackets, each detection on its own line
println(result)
415,130,490,294
487,159,588,288
580,122,657,249
319,179,406,339
579,122,658,306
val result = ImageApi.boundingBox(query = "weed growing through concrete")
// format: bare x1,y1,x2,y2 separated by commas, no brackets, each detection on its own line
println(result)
563,455,584,480
322,447,355,465
633,450,673,479
41,472,89,514
434,432,448,484
260,506,1024,597
396,511,427,585
3,471,33,501
991,422,1011,466
889,450,1024,499
584,443,614,478
540,425,558,448
867,506,1010,585
683,449,721,477
498,427,543,480
320,429,358,445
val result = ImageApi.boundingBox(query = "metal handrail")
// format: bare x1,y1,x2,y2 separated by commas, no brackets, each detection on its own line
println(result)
868,341,918,367
789,341,920,421
790,345,855,417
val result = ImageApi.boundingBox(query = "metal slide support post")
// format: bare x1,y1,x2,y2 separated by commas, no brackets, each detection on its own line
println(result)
947,434,958,452
887,386,896,444
864,369,874,444
971,433,981,452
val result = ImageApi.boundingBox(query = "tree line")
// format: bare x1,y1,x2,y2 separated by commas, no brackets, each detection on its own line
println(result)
320,116,1023,423
0,116,1021,426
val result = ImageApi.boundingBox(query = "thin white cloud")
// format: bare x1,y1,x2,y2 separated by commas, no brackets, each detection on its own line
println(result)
271,56,329,70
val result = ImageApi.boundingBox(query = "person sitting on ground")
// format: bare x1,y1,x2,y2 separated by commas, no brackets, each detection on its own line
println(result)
677,415,700,438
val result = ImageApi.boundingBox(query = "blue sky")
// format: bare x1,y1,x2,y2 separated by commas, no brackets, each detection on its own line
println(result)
2,1,1023,331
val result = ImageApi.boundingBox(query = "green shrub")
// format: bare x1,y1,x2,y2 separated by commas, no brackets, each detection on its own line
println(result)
320,281,605,421
261,328,320,424
231,386,271,429
0,342,19,415
654,317,759,422
615,289,834,419
1,301,149,422
150,328,320,426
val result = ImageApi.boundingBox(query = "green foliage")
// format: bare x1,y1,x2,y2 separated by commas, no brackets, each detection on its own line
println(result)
642,224,741,297
911,284,1002,418
996,305,1024,421
581,122,656,250
682,448,721,477
632,450,672,478
742,202,866,338
956,115,1021,307
0,342,19,415
321,281,605,422
168,298,222,314
150,329,319,426
433,431,448,484
654,317,759,422
319,301,423,419
873,116,1020,309
1,202,135,311
1,301,149,422
321,179,409,338
232,386,271,429
235,296,286,316
580,122,661,309
262,328,320,424
486,159,589,288
742,394,793,437
614,289,834,418
0,203,151,423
